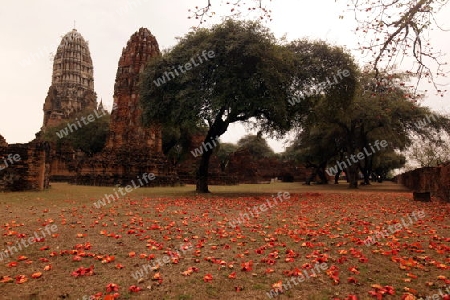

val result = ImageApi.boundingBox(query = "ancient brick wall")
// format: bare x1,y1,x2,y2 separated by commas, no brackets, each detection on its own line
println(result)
227,148,308,184
394,164,450,201
48,143,78,182
74,147,178,186
0,134,7,148
438,164,450,201
0,141,50,192
173,134,235,184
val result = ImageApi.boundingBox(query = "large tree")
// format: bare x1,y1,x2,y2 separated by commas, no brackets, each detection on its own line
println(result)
140,20,295,193
236,134,275,159
291,71,450,188
284,39,359,185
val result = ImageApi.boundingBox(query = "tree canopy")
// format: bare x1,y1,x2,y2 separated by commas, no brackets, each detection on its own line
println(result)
42,110,110,155
236,134,275,159
288,71,450,187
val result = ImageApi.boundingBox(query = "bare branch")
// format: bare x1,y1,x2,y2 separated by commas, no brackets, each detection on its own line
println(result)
345,0,449,90
188,0,272,27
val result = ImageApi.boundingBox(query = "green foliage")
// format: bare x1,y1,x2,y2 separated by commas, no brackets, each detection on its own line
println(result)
215,142,238,171
162,122,208,165
140,19,295,136
236,134,275,159
290,70,450,186
42,110,110,155
407,133,450,167
287,39,359,126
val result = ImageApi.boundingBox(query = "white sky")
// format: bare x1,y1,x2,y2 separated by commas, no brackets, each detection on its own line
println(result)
1,0,449,152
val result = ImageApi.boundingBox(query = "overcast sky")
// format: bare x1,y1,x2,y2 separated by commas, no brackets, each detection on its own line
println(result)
1,0,449,152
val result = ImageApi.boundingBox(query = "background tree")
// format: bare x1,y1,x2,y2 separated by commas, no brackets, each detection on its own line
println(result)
289,71,450,188
373,151,406,181
406,132,450,167
236,134,275,159
288,125,345,185
162,122,208,166
42,111,110,155
286,39,360,186
215,142,238,172
140,20,295,193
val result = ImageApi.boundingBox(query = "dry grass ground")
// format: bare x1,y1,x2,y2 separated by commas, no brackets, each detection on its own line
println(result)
0,182,449,300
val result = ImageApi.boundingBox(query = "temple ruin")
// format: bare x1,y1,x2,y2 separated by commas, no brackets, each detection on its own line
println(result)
74,28,178,186
42,29,98,130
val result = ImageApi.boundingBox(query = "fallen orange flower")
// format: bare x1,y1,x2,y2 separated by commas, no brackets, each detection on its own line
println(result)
0,276,13,283
43,265,52,271
106,283,119,293
72,255,82,261
203,274,213,282
241,260,253,272
271,281,283,293
234,286,244,291
71,265,94,277
152,273,162,280
347,277,358,283
15,275,27,284
129,285,142,292
401,293,416,300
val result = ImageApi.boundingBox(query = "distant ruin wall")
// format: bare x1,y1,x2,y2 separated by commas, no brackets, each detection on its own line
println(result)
227,149,308,184
176,141,307,185
394,164,450,201
47,143,78,182
0,141,50,192
73,147,178,187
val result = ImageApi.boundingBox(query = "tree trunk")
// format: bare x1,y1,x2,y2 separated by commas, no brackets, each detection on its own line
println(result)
305,168,317,185
362,169,371,185
317,163,328,184
196,149,213,193
361,154,372,185
347,164,359,189
334,170,342,184
194,114,229,193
